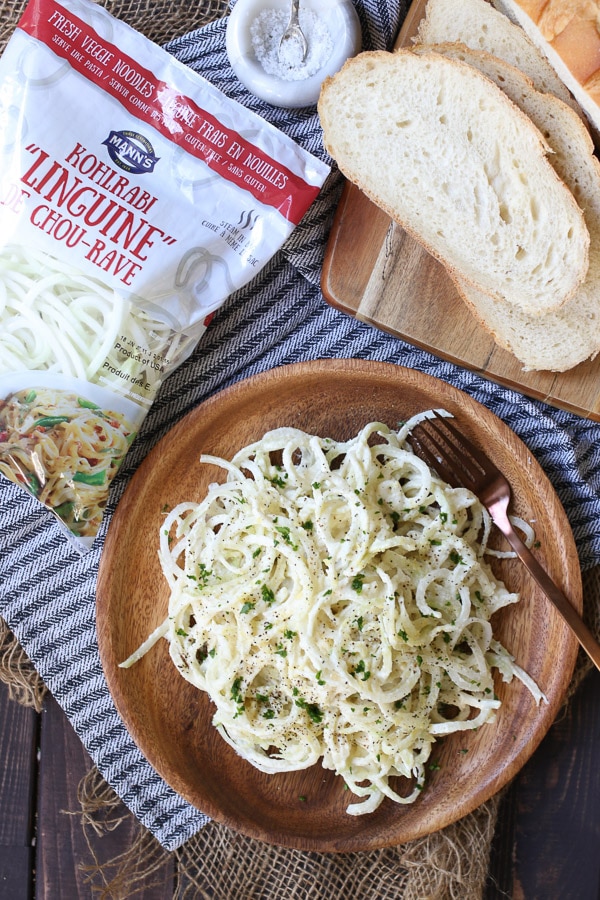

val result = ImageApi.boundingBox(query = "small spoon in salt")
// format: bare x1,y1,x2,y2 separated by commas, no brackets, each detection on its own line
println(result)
278,0,308,65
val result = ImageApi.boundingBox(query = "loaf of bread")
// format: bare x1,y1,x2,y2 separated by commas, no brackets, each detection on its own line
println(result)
492,0,600,137
416,43,600,370
416,0,580,110
318,49,589,316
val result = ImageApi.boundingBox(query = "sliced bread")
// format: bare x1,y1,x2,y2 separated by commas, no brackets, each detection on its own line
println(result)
318,49,589,316
416,43,600,212
416,0,580,111
414,43,600,370
454,243,600,372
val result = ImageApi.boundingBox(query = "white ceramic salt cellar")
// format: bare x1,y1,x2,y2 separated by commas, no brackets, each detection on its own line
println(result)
226,0,362,108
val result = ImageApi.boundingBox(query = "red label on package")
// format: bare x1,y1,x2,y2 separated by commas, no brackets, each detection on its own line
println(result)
18,0,320,225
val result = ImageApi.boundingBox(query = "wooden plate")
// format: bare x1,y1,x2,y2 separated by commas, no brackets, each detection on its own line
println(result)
96,359,581,851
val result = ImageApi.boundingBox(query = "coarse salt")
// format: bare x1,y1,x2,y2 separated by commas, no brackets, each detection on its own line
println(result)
250,8,333,81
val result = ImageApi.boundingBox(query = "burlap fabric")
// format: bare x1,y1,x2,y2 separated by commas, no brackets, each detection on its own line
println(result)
2,1,600,897
0,0,229,48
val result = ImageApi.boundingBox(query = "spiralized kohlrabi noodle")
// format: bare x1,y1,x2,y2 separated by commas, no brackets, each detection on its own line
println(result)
121,415,546,814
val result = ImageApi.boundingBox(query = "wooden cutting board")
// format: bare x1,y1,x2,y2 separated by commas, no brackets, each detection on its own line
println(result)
321,0,600,423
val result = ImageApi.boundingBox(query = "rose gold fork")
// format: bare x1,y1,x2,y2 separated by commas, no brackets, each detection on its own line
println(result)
408,411,600,671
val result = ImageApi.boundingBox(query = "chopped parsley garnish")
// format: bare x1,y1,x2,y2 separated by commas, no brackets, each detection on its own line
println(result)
295,697,323,724
351,659,371,681
275,525,298,550
268,474,287,487
351,573,365,593
261,584,275,605
231,678,245,717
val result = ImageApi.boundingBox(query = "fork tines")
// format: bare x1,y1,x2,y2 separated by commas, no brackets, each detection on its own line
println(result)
408,412,488,493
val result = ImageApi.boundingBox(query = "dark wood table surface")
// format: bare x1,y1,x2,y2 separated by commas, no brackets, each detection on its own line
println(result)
1,658,599,898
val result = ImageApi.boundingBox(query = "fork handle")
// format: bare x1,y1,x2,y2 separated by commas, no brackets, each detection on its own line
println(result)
494,513,600,671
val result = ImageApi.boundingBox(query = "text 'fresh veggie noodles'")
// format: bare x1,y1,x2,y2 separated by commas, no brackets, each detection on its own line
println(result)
121,414,546,815
0,0,329,548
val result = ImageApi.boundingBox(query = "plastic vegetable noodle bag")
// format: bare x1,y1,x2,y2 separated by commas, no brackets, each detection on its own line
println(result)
0,0,330,549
